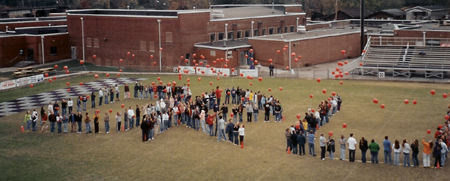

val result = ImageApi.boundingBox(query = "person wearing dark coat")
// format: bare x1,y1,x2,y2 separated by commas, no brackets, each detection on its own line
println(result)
297,131,306,155
141,115,149,142
225,119,234,143
291,131,298,154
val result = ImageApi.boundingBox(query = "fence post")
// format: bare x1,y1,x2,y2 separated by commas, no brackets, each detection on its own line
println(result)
327,69,329,79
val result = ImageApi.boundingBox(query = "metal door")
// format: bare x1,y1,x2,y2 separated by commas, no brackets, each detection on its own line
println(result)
71,46,77,60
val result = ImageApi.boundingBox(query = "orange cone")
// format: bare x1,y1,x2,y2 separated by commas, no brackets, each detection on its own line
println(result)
287,147,291,154
178,119,180,125
316,124,319,130
282,115,285,121
240,142,244,149
21,126,24,133
437,163,440,169
121,125,125,132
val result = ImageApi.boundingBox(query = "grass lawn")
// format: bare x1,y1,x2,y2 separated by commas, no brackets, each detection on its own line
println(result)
0,74,448,180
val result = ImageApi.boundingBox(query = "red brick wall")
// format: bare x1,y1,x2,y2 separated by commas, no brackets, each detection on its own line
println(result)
0,36,27,67
248,32,360,68
285,6,303,13
193,48,246,69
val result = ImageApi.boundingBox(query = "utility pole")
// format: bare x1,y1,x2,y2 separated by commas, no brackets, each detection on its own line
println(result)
335,0,338,20
360,0,365,53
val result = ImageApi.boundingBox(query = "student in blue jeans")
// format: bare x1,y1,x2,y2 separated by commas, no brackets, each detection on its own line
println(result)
308,130,316,156
383,136,392,164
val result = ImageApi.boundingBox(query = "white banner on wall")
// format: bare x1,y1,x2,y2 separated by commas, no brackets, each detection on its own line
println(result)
178,66,196,74
240,69,258,77
16,77,31,87
31,74,44,83
214,68,230,76
1,80,16,90
196,67,213,75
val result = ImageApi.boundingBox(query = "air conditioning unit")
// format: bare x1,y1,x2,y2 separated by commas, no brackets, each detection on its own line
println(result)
443,20,450,26
297,26,306,34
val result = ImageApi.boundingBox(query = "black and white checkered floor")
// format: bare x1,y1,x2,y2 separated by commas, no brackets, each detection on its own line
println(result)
0,78,147,117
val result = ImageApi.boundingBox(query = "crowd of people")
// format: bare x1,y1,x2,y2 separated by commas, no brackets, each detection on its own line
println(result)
284,94,450,169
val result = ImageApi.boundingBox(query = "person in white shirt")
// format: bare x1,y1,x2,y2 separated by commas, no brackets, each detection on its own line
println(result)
238,124,245,146
330,97,338,115
67,98,73,114
115,84,120,101
172,106,179,126
162,111,169,132
47,102,53,115
127,107,135,130
99,88,103,106
160,99,166,112
347,133,357,162
217,115,226,142
392,140,402,166
402,139,411,167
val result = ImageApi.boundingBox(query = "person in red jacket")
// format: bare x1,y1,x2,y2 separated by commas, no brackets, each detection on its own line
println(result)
207,113,216,136
215,86,222,106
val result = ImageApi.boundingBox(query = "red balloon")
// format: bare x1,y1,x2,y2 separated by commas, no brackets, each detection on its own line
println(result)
199,62,203,66
331,91,336,96
340,81,343,85
180,94,184,98
157,77,161,81
224,74,227,77
230,113,234,117
153,62,157,66
29,84,34,88
340,50,346,55
268,59,273,63
309,94,313,98
286,66,290,70
344,61,348,64
163,89,167,93
80,60,84,65
311,109,315,113
240,73,244,77
96,109,100,114
296,114,301,119
231,68,235,72
294,58,298,62
342,123,347,128
117,73,120,77
201,71,205,74
79,82,83,86
291,52,296,57
445,115,449,120
268,88,271,92
404,99,409,104
430,90,436,95
249,82,253,86
328,131,333,137
65,70,69,74
187,83,190,86
217,77,220,81
86,95,90,99
173,82,176,86
322,89,327,94
249,49,253,53
121,104,125,108
359,63,363,66
193,60,196,64
154,95,157,98
276,50,281,54
224,64,228,68
427,129,431,134
93,55,97,59
159,81,162,85
193,53,196,58
443,93,448,98
127,52,131,55
363,50,366,53
336,67,340,72
209,82,213,85
316,78,321,83
44,73,49,77
109,109,113,113
95,74,99,78
63,66,68,70
52,76,57,80
241,97,245,102
439,124,443,129
373,98,378,104
67,88,70,92
345,71,349,75
119,59,123,63
331,71,335,75
198,77,201,81
132,54,136,58
413,100,417,105
279,87,283,91
106,73,110,77
380,104,385,109
66,82,70,86
283,48,287,51
258,77,263,82
119,69,123,72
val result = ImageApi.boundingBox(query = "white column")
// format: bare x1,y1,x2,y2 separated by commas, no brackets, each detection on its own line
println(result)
41,36,45,64
158,19,162,72
251,21,254,37
224,23,228,47
288,41,291,69
81,17,85,62
296,17,299,32
422,31,426,46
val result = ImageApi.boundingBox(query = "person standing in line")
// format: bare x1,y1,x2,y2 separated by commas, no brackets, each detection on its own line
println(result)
285,129,291,151
61,99,67,116
41,112,48,133
193,108,200,131
200,110,206,133
115,84,120,102
327,134,335,160
264,102,270,122
53,101,60,116
238,124,245,146
24,111,31,132
383,136,392,164
128,107,135,130
99,88,103,106
225,87,230,104
84,112,91,134
139,83,144,99
307,130,316,156
347,133,357,162
116,111,123,132
226,119,234,143
124,83,130,99
291,131,298,154
422,139,433,168
39,107,45,128
48,102,53,115
91,92,96,108
245,102,252,122
76,97,82,113
162,110,169,132
410,139,419,167
439,137,448,167
368,139,380,164
392,140,402,166
359,137,368,163
238,103,243,123
319,133,327,160
134,82,139,99
48,111,56,133
56,114,62,133
220,103,228,122
297,131,306,156
141,115,149,142
403,139,411,167
82,94,87,111
232,105,238,124
62,114,69,133
269,62,274,76
76,112,82,133
104,86,109,104
104,112,110,133
135,105,141,127
217,115,226,142
110,86,115,103
253,104,259,123
206,113,216,136
233,122,240,145
339,135,346,160
67,99,73,117
231,87,236,104
93,113,99,133
433,139,443,169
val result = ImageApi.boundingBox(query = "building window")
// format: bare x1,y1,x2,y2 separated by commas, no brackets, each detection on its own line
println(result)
166,32,173,43
227,31,233,40
244,30,250,37
50,46,57,56
149,41,155,52
86,37,92,47
140,41,146,51
93,38,99,48
227,51,232,58
253,29,259,36
218,33,224,40
237,31,242,39
262,29,266,35
210,33,215,42
210,50,216,56
284,27,288,33
268,28,274,35
277,27,281,34
290,26,295,32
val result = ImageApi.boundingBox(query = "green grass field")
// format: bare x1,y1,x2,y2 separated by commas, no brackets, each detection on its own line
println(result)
0,74,448,180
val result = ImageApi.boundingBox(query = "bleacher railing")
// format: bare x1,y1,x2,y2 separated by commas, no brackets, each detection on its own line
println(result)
370,37,450,47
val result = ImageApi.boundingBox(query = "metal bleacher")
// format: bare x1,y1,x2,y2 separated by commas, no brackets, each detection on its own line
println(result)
359,36,450,79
